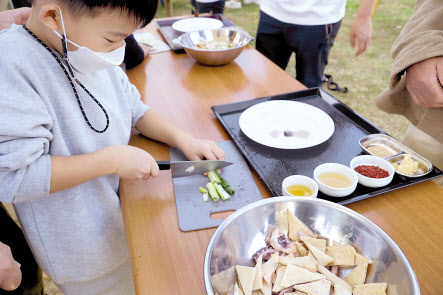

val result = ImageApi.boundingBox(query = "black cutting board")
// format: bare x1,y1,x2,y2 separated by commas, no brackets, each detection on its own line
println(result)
211,88,443,205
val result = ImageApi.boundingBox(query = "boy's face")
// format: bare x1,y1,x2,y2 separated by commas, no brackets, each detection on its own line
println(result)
38,2,140,53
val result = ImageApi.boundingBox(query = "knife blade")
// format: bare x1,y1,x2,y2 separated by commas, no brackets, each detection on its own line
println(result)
157,160,233,178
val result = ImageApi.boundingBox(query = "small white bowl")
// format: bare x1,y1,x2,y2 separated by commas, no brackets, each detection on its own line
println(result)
282,175,318,198
313,163,358,197
350,155,395,188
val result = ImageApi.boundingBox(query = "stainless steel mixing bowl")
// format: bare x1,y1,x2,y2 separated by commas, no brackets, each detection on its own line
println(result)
204,197,419,295
177,27,252,66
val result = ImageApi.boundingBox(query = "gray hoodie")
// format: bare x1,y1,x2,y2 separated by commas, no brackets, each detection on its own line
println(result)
0,25,149,294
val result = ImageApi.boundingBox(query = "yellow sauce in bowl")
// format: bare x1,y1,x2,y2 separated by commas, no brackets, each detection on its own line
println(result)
318,173,352,188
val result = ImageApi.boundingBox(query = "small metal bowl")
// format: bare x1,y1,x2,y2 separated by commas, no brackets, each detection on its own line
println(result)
177,27,252,66
204,197,419,295
387,154,433,178
359,134,402,159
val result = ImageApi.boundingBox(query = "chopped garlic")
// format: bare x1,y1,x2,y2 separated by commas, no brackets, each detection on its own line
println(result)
393,155,418,176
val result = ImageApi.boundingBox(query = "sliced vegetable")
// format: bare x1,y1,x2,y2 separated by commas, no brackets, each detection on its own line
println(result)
202,192,209,202
206,183,220,202
199,187,208,194
215,183,231,201
208,171,221,184
214,170,235,195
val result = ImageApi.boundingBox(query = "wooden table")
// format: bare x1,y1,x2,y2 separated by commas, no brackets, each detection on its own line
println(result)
121,20,443,295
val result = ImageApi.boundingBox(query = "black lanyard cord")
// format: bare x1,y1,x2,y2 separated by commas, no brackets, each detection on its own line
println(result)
23,25,109,133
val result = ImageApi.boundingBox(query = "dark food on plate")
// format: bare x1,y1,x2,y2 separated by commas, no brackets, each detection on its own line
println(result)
354,165,389,179
226,209,387,295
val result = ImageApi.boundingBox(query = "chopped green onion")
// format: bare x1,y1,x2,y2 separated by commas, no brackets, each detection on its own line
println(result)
202,192,209,202
206,183,220,202
215,183,230,201
199,187,208,194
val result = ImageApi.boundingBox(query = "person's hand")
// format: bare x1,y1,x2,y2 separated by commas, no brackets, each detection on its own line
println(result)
349,14,372,57
0,242,22,291
406,57,443,108
177,135,225,162
139,43,152,58
104,145,160,180
0,8,31,31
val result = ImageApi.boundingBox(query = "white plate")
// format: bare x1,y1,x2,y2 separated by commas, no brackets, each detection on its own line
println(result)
172,17,223,33
239,100,335,149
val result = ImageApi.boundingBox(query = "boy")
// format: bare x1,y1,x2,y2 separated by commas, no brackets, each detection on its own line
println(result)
0,1,225,294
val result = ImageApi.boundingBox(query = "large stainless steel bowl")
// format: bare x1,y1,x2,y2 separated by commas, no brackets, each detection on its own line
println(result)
204,197,419,295
177,27,252,66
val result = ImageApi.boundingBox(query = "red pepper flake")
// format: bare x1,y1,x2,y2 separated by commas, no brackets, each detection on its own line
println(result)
354,165,389,178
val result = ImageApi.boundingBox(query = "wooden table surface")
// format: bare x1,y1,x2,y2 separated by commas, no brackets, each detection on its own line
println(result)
121,19,443,295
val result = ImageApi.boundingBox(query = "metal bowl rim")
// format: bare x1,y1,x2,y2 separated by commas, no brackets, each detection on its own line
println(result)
203,196,420,295
178,28,252,52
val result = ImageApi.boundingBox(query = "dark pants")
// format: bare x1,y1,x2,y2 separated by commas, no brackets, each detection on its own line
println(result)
0,204,44,295
191,0,225,14
256,11,342,88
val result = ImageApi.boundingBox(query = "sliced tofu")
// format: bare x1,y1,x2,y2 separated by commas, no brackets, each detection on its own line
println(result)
343,262,368,287
252,291,264,295
252,256,263,290
296,241,309,256
285,292,308,295
211,266,236,295
280,264,324,288
271,265,287,292
234,282,245,295
355,253,373,265
260,279,272,295
353,283,387,295
293,278,331,295
306,243,334,266
326,245,356,266
284,245,299,256
287,209,317,241
332,284,352,295
279,255,317,272
300,236,326,253
236,265,256,295
317,264,352,293
278,209,289,235
262,252,279,285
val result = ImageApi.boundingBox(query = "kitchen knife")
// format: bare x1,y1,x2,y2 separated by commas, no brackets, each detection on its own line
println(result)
157,160,233,178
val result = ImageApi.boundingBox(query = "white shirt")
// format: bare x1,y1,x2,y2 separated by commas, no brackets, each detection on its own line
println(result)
196,0,220,3
260,0,346,26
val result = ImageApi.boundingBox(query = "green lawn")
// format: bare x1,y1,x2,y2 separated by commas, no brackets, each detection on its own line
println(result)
156,0,415,140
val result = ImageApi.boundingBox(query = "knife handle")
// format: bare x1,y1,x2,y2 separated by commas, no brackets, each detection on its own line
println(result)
157,161,170,170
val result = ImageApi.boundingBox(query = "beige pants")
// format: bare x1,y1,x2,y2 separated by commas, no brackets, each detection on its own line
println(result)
402,124,443,186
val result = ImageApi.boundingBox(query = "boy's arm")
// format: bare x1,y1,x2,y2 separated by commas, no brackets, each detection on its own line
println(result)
135,109,225,161
50,145,160,194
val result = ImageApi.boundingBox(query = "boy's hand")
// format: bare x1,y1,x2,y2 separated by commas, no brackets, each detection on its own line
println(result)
105,145,160,180
177,135,225,162
0,8,31,31
0,242,22,291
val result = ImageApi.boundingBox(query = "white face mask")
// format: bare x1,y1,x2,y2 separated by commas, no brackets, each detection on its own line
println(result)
52,4,126,74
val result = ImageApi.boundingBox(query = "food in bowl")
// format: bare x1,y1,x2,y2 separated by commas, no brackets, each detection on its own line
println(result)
286,184,312,197
282,175,318,198
354,165,389,179
222,209,387,295
317,172,353,188
365,145,395,158
195,40,233,50
392,155,418,176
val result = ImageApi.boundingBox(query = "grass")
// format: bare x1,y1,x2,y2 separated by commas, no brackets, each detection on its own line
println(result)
156,0,416,140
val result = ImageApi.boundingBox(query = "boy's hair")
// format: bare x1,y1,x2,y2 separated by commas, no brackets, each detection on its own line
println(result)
33,0,158,28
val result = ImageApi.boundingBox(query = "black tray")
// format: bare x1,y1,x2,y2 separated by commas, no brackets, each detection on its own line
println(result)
156,14,235,53
212,88,443,205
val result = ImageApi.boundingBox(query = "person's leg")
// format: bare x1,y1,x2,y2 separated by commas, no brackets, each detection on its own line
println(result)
211,0,225,14
195,1,215,14
284,23,328,88
320,19,342,79
256,11,292,70
0,204,44,295
402,124,443,186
